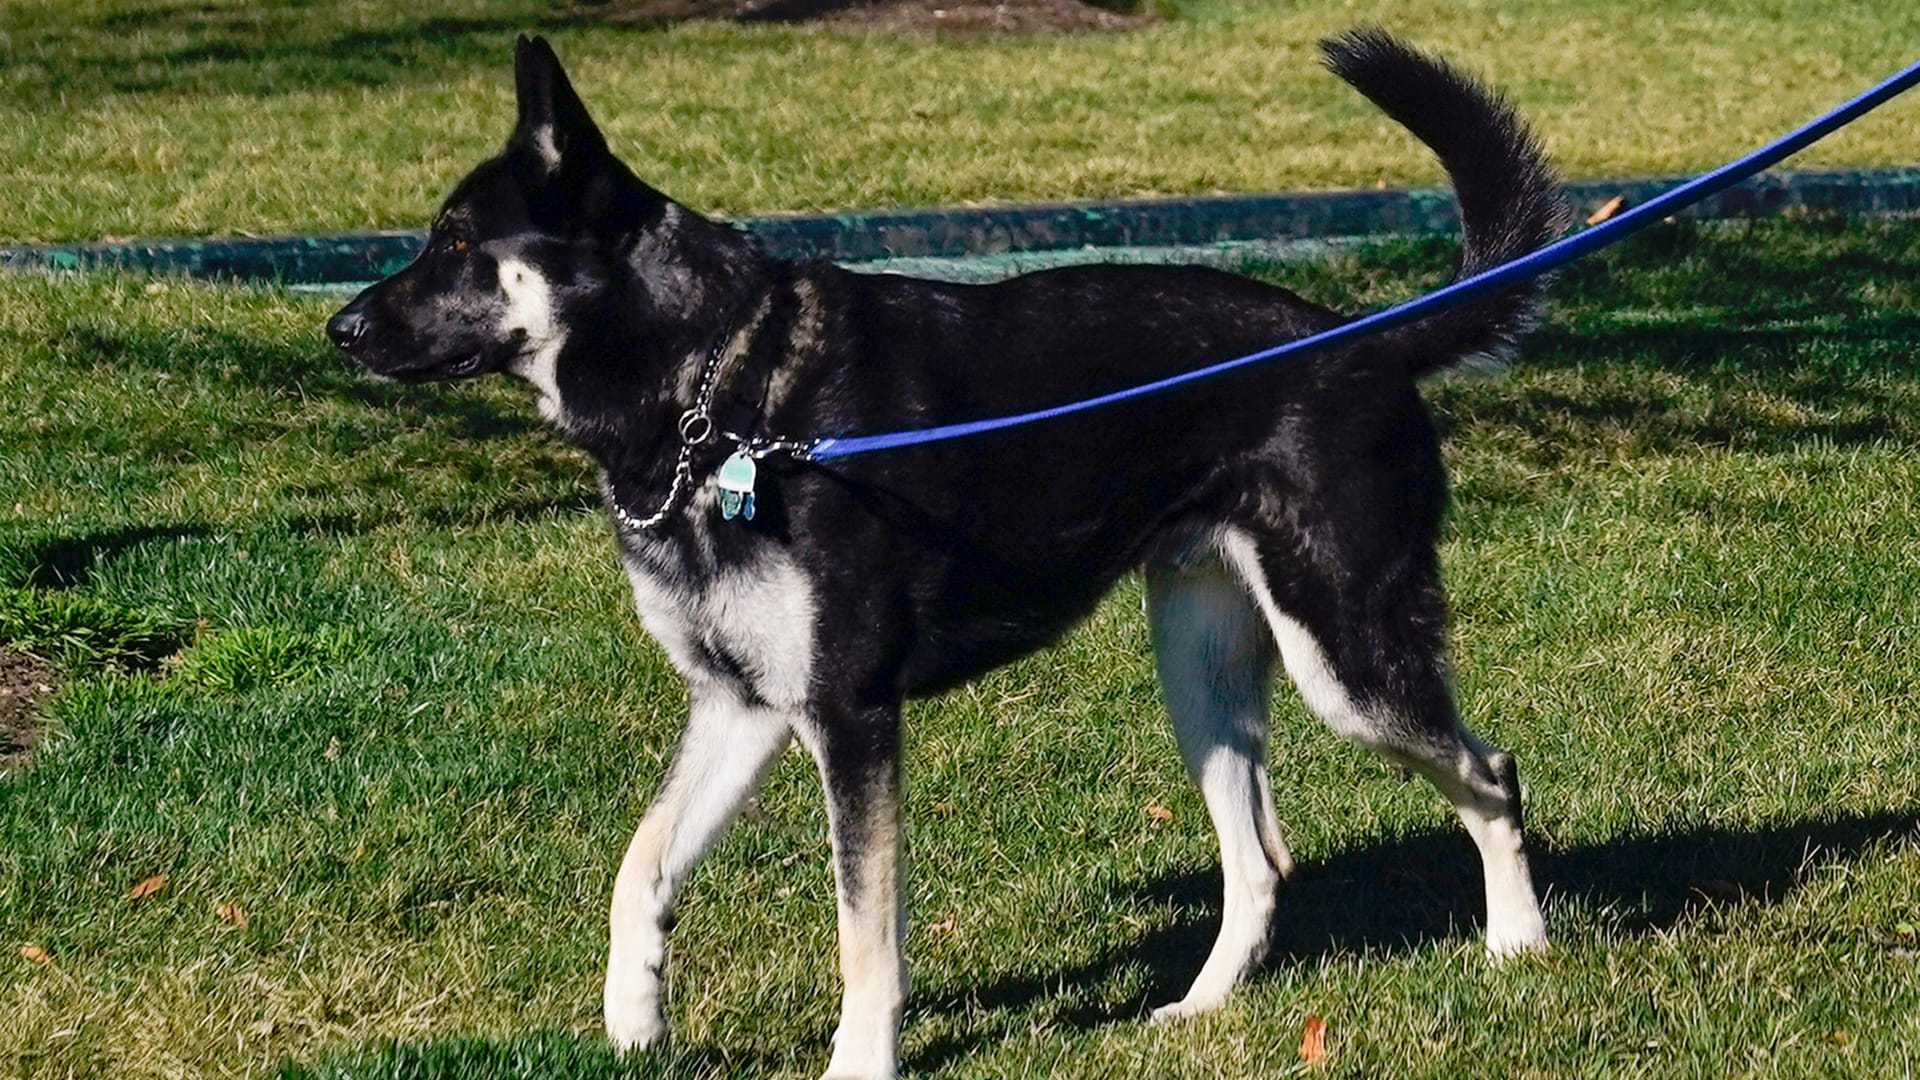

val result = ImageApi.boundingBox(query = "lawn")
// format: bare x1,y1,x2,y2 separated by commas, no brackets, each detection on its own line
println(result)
4,214,1920,1078
6,1,1920,1076
0,0,1915,242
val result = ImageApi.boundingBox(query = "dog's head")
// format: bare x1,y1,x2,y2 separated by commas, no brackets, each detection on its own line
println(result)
326,36,683,389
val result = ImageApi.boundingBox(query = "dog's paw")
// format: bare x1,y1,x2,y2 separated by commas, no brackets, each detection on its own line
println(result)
1149,995,1226,1024
604,1001,667,1054
1483,916,1549,961
817,1035,897,1080
817,1055,896,1080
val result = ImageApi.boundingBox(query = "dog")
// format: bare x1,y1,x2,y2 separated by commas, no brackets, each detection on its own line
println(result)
327,28,1563,1079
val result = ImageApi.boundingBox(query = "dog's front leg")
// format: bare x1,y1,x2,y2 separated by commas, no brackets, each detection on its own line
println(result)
605,687,794,1052
797,706,908,1080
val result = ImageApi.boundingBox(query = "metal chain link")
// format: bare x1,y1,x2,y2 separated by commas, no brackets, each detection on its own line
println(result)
609,325,818,533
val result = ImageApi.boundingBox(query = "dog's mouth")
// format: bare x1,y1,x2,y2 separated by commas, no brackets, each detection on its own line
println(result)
395,353,490,382
364,339,517,384
360,353,485,384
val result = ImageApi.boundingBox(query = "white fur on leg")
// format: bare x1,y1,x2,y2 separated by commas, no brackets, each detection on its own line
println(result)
1217,527,1548,961
1148,744,1283,1021
794,722,907,1080
819,902,906,1078
817,828,906,1079
1448,747,1548,958
605,810,676,1052
1474,825,1548,958
604,693,794,1051
1145,558,1287,1021
606,533,818,1049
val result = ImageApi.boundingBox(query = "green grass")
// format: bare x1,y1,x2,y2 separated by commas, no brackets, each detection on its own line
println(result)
0,586,191,671
1,0,1917,242
3,214,1920,1078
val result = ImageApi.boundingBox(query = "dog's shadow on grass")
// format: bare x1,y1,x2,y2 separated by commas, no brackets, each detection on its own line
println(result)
908,806,1920,1072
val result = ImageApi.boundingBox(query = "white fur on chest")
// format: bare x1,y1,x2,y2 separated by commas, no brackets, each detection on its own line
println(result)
620,547,817,710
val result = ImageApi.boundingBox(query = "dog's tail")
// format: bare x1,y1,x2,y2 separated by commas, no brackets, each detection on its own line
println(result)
1321,28,1566,374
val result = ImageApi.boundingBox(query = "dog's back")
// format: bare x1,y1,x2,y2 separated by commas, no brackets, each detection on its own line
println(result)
774,29,1566,695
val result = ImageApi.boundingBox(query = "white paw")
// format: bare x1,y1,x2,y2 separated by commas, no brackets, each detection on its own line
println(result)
818,1059,896,1080
1484,914,1549,961
604,997,666,1054
1150,994,1225,1023
818,1026,897,1080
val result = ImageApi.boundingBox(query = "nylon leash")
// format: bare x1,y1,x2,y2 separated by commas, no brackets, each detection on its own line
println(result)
800,54,1920,463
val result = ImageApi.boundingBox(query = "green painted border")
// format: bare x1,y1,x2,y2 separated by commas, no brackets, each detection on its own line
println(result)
2,167,1915,285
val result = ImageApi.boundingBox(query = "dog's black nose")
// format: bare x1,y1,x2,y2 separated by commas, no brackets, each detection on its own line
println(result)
326,308,368,350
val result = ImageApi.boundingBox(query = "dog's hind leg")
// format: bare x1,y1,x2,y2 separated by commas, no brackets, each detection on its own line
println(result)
795,705,908,1080
1218,528,1548,960
604,687,794,1052
1145,553,1294,1021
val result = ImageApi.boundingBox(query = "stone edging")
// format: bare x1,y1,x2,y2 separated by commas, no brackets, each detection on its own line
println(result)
2,167,1915,285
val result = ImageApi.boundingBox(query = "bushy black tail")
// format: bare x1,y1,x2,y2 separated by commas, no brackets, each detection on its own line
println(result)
1321,27,1566,374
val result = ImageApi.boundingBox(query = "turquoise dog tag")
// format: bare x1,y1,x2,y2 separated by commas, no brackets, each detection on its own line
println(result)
716,449,757,521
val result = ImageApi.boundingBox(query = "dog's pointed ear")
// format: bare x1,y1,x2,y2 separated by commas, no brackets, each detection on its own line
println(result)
512,34,608,173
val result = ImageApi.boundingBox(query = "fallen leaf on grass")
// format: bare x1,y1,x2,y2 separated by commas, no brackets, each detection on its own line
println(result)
20,944,51,965
929,801,954,816
1146,804,1174,823
926,919,956,935
215,902,248,928
1586,195,1626,224
130,874,168,901
1298,1014,1327,1064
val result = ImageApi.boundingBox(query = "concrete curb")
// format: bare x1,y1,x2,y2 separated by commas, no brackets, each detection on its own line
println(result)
3,167,1916,285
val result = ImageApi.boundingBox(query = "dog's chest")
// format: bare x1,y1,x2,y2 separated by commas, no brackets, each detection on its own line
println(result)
618,540,816,710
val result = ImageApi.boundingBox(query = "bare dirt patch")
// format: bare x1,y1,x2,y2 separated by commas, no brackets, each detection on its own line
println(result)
1,647,57,771
573,0,1150,35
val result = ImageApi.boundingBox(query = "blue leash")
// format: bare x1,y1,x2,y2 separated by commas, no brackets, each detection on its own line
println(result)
803,55,1920,463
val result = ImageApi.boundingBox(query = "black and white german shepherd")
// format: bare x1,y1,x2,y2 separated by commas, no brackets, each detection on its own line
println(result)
328,28,1563,1079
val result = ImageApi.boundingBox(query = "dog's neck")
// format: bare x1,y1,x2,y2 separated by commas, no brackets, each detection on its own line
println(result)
537,220,780,527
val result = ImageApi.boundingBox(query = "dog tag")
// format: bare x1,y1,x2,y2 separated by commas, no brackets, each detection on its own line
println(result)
716,449,757,521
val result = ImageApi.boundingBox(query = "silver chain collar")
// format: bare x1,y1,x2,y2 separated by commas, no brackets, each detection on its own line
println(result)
608,327,818,534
